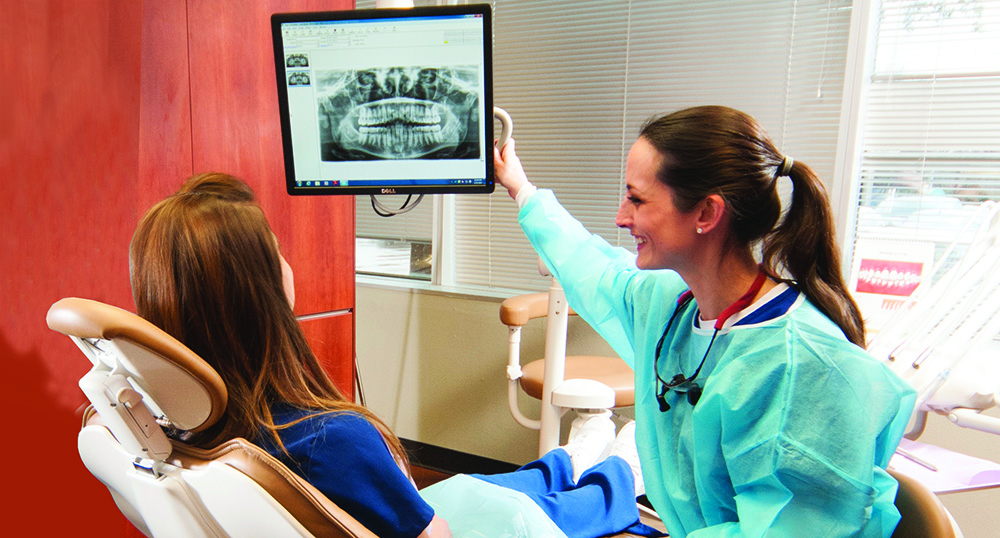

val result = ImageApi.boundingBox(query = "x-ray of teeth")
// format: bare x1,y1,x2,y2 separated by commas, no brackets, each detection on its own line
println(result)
286,54,309,68
316,66,480,161
288,71,311,86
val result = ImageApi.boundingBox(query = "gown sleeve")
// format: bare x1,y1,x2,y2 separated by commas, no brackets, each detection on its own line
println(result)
519,189,679,367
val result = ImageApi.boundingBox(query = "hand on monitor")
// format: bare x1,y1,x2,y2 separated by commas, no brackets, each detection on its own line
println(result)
494,139,530,201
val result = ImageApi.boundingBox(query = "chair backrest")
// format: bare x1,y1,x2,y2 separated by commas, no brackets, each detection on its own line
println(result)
48,297,376,538
889,469,961,538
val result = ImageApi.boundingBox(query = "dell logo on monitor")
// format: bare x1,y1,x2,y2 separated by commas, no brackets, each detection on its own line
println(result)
381,188,397,194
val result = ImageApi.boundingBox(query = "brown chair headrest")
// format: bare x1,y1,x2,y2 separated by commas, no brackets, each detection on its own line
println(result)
48,297,227,432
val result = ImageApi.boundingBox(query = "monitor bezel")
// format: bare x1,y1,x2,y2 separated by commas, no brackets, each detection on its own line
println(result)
271,4,495,196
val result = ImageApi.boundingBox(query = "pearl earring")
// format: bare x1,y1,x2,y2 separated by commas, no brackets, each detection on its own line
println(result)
696,227,704,234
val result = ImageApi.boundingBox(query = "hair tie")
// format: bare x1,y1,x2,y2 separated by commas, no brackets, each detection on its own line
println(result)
777,156,794,178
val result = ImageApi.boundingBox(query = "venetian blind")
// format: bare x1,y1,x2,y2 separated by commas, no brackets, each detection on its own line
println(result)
853,0,1000,251
358,0,854,292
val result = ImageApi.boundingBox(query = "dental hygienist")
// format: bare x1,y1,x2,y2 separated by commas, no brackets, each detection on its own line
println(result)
493,105,917,537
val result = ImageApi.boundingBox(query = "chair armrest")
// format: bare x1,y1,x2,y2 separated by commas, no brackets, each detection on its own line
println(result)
500,292,578,326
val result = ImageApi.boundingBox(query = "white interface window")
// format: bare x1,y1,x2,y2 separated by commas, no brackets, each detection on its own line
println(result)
280,14,488,187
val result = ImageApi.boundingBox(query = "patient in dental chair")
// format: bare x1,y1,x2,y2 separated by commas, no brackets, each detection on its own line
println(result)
129,172,661,538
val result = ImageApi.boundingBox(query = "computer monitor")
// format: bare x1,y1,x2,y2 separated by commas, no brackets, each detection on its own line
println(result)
271,4,495,196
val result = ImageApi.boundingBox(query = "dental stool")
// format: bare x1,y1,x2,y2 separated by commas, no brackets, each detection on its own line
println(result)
501,276,635,457
47,297,376,538
889,468,962,538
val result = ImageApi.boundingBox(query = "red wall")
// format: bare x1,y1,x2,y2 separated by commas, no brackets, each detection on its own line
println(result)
0,0,354,534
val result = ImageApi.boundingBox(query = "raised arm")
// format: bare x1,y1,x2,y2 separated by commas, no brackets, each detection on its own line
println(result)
494,139,667,365
494,139,529,200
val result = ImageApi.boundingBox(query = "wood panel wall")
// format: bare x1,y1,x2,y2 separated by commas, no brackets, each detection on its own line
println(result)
0,0,355,535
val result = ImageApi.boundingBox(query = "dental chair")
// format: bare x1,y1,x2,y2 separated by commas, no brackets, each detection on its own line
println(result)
47,297,376,538
501,272,635,457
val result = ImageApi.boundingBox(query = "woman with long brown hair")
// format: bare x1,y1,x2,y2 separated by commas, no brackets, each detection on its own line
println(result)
130,173,434,535
130,172,660,538
493,105,916,537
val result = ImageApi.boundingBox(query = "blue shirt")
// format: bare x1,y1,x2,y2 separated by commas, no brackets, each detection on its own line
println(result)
263,405,435,538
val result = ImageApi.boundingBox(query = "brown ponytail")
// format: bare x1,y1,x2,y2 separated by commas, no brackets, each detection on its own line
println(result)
640,106,865,346
760,160,866,346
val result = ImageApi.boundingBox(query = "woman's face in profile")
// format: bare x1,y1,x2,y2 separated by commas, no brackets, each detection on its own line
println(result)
616,138,700,271
279,253,295,308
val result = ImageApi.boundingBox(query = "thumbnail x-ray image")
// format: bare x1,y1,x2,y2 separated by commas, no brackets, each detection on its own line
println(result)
286,54,309,68
316,66,480,161
288,71,311,86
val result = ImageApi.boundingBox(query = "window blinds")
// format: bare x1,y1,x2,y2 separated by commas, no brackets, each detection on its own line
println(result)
358,0,854,293
854,0,1000,248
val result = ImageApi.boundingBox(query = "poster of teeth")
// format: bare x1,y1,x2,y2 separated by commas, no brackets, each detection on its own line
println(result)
849,238,935,339
315,66,480,161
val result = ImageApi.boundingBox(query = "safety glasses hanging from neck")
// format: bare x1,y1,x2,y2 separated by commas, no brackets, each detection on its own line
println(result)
653,270,767,412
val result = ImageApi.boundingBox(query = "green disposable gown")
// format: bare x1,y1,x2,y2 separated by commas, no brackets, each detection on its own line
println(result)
519,189,916,538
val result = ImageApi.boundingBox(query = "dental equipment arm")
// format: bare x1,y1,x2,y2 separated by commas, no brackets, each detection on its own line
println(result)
867,201,1000,439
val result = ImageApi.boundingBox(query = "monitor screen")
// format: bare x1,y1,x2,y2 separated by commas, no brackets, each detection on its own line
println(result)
271,4,494,196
